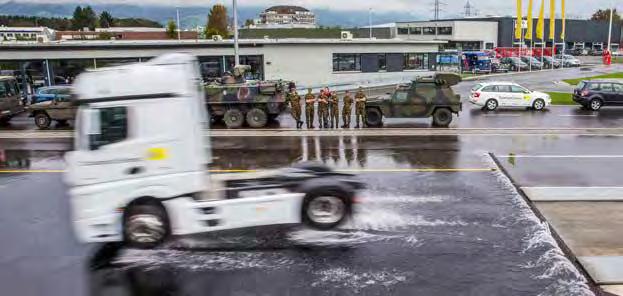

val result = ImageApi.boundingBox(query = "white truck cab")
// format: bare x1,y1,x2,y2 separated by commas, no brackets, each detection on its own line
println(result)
65,54,362,248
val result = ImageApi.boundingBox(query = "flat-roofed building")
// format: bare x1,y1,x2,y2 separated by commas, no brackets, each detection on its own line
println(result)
256,6,317,29
0,26,55,42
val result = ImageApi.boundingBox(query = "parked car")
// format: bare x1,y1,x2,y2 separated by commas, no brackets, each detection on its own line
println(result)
573,80,623,111
469,81,551,111
540,56,561,69
589,48,604,56
555,54,582,67
27,91,76,129
491,58,509,73
0,76,25,124
32,86,73,104
500,57,529,71
520,56,544,70
462,52,492,73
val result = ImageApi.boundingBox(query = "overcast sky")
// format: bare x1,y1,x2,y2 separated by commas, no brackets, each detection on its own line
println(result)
4,0,621,18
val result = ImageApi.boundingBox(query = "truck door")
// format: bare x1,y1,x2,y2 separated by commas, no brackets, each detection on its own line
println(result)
412,83,436,116
390,87,412,117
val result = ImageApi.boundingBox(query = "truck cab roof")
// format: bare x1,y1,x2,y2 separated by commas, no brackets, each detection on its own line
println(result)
73,53,200,103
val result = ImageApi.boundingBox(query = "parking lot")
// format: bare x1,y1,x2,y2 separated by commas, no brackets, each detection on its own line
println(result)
2,66,623,296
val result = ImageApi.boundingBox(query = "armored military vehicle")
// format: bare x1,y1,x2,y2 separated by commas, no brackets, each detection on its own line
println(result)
27,87,76,129
205,65,292,128
365,73,462,128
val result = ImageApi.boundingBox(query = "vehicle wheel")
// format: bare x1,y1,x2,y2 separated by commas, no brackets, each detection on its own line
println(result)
532,99,546,111
511,65,517,71
34,112,51,129
589,99,602,111
123,204,169,249
485,99,498,111
302,188,350,230
223,108,244,128
365,108,383,127
432,108,453,127
246,108,268,128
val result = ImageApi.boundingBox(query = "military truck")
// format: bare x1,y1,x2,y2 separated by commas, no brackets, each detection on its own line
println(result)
365,73,462,128
27,87,76,129
205,65,291,128
0,76,25,125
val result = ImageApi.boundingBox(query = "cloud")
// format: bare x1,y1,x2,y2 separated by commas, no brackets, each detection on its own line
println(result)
1,0,619,17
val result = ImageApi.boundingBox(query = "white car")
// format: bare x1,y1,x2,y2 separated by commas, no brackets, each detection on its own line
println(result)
469,82,551,111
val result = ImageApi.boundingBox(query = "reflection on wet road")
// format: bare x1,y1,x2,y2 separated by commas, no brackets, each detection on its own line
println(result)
3,134,614,295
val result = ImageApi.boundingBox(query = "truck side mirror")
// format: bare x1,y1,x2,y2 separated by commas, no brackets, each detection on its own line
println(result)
83,109,101,136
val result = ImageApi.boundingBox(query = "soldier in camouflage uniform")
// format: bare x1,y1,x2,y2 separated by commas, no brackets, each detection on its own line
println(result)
286,89,303,129
329,91,340,128
341,90,353,128
305,88,316,129
355,87,367,128
317,90,329,128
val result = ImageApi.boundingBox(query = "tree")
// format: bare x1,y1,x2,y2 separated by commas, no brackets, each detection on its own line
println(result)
71,6,84,30
99,11,114,28
244,19,254,28
166,19,177,39
82,6,98,30
591,9,621,23
205,4,229,38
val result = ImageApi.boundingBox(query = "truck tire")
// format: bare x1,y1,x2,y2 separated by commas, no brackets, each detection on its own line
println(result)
34,112,51,129
246,108,268,128
123,204,169,249
432,108,453,127
223,109,244,128
365,108,383,127
302,187,350,230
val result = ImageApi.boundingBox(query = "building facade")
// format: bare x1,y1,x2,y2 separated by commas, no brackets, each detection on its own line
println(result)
395,20,499,51
0,26,55,42
257,6,317,29
0,39,443,92
56,27,198,41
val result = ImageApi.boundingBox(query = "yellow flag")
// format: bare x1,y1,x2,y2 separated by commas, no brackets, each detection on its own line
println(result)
560,0,566,39
515,0,523,40
549,0,555,40
536,0,545,40
525,0,533,40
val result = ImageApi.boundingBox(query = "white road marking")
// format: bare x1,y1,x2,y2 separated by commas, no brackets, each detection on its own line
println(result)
481,114,523,117
522,187,623,201
579,256,623,284
558,114,598,117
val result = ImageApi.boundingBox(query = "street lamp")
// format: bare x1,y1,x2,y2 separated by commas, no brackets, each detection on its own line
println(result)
233,0,240,66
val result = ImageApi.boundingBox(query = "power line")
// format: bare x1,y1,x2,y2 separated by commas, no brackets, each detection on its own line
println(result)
432,0,447,20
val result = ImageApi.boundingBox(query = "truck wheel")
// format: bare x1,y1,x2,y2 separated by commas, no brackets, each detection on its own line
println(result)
223,109,244,128
432,108,453,127
34,112,51,129
123,204,169,249
302,188,350,230
365,108,383,127
246,108,268,128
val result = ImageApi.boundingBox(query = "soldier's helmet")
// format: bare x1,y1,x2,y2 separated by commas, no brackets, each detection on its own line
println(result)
307,88,312,93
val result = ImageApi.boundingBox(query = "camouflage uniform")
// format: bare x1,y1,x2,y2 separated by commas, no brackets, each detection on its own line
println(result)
317,93,329,128
355,90,367,128
329,92,339,128
286,90,303,129
342,93,353,128
305,91,316,129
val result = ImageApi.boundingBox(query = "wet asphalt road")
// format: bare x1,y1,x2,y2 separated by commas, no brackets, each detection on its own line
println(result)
4,134,621,296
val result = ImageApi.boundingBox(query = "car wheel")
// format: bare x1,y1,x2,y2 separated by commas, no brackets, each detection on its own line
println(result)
246,108,268,128
302,188,350,230
365,108,383,127
34,112,51,129
223,108,244,128
589,99,602,111
432,108,453,127
532,99,546,111
485,99,498,111
123,204,169,249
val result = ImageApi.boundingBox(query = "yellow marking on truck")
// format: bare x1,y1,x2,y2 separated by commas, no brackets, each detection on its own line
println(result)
147,147,169,161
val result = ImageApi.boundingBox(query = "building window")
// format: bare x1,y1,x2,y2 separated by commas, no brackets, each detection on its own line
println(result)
378,54,387,71
409,27,422,35
423,27,436,35
332,54,361,72
485,42,494,50
404,53,428,70
437,27,452,35
397,27,409,35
